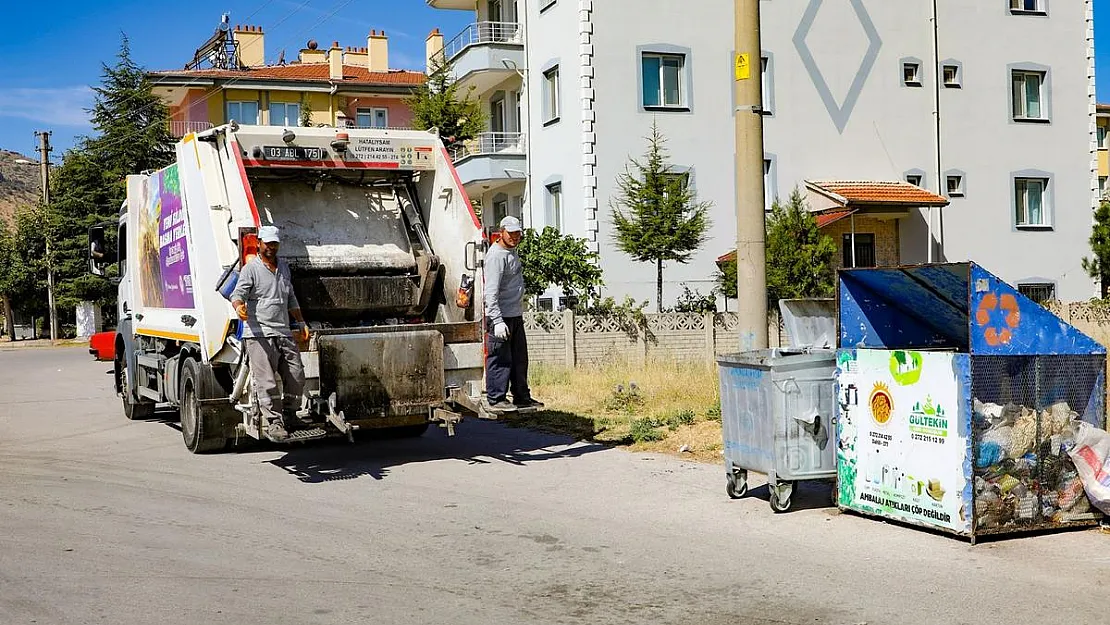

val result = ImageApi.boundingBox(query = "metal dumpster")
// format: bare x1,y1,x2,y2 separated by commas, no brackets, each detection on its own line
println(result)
718,299,838,512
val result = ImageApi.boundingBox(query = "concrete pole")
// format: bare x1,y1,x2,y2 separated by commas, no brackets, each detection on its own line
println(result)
734,0,767,351
36,131,59,342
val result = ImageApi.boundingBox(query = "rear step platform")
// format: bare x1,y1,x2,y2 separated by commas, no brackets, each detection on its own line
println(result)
274,427,329,443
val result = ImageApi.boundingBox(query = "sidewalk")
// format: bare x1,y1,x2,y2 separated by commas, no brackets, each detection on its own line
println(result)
0,337,88,351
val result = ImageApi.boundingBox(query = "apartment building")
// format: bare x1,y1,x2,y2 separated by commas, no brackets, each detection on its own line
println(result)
149,23,423,138
1099,104,1109,198
430,0,1097,306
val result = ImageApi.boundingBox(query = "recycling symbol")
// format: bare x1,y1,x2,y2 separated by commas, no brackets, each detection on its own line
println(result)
975,292,1021,347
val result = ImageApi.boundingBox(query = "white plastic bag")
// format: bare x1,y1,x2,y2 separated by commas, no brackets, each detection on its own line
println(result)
1066,422,1110,515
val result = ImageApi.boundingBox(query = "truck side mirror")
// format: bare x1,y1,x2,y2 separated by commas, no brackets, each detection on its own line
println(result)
88,225,113,277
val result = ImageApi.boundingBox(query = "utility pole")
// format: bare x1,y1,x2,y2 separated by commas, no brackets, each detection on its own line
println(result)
35,131,59,342
734,0,768,350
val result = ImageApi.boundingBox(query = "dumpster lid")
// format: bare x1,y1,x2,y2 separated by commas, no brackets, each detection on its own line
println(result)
779,299,835,349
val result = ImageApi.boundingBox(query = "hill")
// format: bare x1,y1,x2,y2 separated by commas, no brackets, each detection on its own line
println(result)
0,149,42,224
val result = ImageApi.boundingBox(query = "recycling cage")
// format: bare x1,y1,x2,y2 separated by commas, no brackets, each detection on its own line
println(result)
835,262,1106,541
717,299,839,513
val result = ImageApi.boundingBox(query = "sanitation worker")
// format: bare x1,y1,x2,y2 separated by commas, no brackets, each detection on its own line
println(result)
231,225,310,442
483,216,544,414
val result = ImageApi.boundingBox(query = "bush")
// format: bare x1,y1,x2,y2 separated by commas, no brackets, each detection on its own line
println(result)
706,403,722,421
630,417,665,443
666,409,697,430
672,285,716,314
604,382,644,413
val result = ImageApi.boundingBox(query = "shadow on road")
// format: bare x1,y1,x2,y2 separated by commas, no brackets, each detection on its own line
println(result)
263,419,607,483
746,480,837,513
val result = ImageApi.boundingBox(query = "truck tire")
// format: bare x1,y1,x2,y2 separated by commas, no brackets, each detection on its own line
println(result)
116,352,155,420
180,358,227,454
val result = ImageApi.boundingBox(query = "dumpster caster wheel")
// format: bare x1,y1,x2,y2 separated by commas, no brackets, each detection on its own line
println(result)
726,470,748,499
770,483,793,513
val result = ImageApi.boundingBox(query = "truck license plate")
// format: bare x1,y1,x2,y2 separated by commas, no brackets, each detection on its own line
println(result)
261,146,327,161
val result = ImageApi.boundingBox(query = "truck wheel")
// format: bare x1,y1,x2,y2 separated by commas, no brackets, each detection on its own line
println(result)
117,354,154,420
180,358,227,454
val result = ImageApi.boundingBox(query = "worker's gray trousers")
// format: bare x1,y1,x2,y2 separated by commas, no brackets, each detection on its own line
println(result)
245,336,305,425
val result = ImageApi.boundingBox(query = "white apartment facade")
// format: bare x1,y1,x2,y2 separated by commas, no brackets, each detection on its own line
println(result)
428,0,1097,307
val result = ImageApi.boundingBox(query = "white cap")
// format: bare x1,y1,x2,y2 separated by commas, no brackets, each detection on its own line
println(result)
259,225,280,243
499,216,523,233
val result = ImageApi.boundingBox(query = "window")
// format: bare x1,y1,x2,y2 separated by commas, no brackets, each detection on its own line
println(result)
226,101,259,124
946,175,964,197
642,53,686,109
1100,176,1107,196
492,199,508,225
1010,0,1046,15
1099,126,1107,149
1015,177,1049,227
1018,283,1055,304
1012,71,1045,121
540,0,556,12
842,234,876,268
542,66,560,124
545,182,562,230
559,296,579,311
356,107,388,128
763,159,774,211
903,62,922,87
537,297,554,312
906,174,923,187
761,56,771,113
269,102,300,127
942,65,961,88
662,172,690,200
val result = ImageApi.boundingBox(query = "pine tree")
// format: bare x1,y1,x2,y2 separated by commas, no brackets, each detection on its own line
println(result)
765,188,837,306
406,59,487,146
46,35,176,320
610,122,711,312
1082,200,1110,299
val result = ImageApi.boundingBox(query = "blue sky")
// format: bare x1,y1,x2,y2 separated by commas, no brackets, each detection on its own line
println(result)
0,0,472,155
0,1,1107,155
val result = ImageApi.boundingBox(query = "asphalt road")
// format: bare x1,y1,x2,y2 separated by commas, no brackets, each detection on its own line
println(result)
0,347,1107,625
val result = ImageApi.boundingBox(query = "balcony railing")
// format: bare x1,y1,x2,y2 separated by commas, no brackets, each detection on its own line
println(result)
443,22,524,62
169,121,214,137
448,132,527,162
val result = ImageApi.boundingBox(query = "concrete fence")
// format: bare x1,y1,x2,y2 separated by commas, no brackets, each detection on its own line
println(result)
523,311,786,366
525,301,1110,367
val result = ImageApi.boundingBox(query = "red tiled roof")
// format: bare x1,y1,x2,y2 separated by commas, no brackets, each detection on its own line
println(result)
807,180,950,207
150,64,425,86
716,250,736,264
815,209,857,229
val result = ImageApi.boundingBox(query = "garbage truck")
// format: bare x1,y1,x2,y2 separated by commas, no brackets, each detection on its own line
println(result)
89,123,491,452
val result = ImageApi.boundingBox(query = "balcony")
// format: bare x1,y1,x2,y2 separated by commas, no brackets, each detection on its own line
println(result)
425,0,474,8
169,121,214,137
448,132,527,190
442,22,525,94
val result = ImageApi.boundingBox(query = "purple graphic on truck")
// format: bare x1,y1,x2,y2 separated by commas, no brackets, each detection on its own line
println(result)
153,165,194,309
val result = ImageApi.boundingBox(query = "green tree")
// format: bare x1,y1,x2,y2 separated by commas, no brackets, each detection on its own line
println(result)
47,35,176,318
765,188,837,307
0,209,48,339
714,254,737,302
1082,200,1110,299
406,59,486,146
610,122,711,312
516,227,604,301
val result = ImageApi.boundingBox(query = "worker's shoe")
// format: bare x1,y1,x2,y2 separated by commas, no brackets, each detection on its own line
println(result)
485,399,518,414
514,398,545,410
266,420,289,442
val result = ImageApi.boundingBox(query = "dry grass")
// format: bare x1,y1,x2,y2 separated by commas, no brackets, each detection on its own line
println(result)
506,359,724,462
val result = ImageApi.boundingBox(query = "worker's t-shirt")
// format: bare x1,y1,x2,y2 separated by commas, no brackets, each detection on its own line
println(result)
483,242,524,324
231,256,301,338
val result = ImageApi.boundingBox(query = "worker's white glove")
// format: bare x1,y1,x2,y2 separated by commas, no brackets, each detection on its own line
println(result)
493,322,510,340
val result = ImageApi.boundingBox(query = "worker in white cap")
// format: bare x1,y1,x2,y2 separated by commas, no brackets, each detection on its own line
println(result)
483,216,543,413
231,225,310,442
